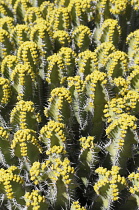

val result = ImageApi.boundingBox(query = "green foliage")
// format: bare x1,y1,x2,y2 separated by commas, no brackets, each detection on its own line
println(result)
1,0,139,209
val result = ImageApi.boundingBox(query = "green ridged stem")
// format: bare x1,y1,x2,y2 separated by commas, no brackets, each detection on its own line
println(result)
0,1,13,18
0,166,25,206
58,47,76,79
11,24,30,48
67,76,87,130
49,7,71,31
104,51,128,81
44,87,72,125
128,169,139,208
39,120,67,158
1,55,17,80
83,70,108,141
93,166,127,210
10,100,41,131
76,50,98,80
30,22,53,58
94,19,121,47
40,1,54,20
77,136,100,187
17,41,41,73
0,17,14,34
72,25,92,52
53,30,71,52
68,0,96,27
94,42,116,70
11,129,42,164
0,127,18,167
30,157,75,209
106,113,138,172
0,29,13,64
11,63,36,102
13,0,31,23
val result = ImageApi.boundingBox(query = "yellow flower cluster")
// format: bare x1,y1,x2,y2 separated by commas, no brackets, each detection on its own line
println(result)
124,90,139,109
105,110,138,151
33,18,48,28
11,63,35,86
94,166,127,201
30,160,50,184
59,47,76,66
50,87,72,103
25,190,45,210
109,0,128,14
0,28,10,57
95,42,116,67
0,166,24,199
11,24,29,46
131,0,139,10
79,136,94,150
104,88,139,122
46,145,66,156
72,25,91,48
106,113,137,137
128,170,139,194
1,55,17,78
84,70,107,101
44,87,72,121
0,16,14,33
104,98,125,122
0,127,9,139
68,0,95,20
76,50,98,76
113,77,129,96
10,100,39,129
30,158,74,186
67,76,84,93
40,120,66,143
105,51,128,79
0,1,9,17
47,157,74,185
46,53,65,84
24,7,42,25
71,201,86,210
98,19,121,44
52,7,70,31
80,0,95,14
17,41,40,65
0,77,11,104
11,129,42,157
53,30,71,45
30,23,52,43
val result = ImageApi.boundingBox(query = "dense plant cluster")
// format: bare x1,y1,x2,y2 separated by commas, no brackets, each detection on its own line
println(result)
1,0,139,209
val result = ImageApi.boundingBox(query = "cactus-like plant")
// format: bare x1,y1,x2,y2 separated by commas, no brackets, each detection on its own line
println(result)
105,113,138,172
93,166,127,209
11,24,30,48
0,166,25,206
0,28,13,62
72,25,92,52
2,0,139,209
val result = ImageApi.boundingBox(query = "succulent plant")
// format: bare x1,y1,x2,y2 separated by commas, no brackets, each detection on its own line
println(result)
1,0,139,209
